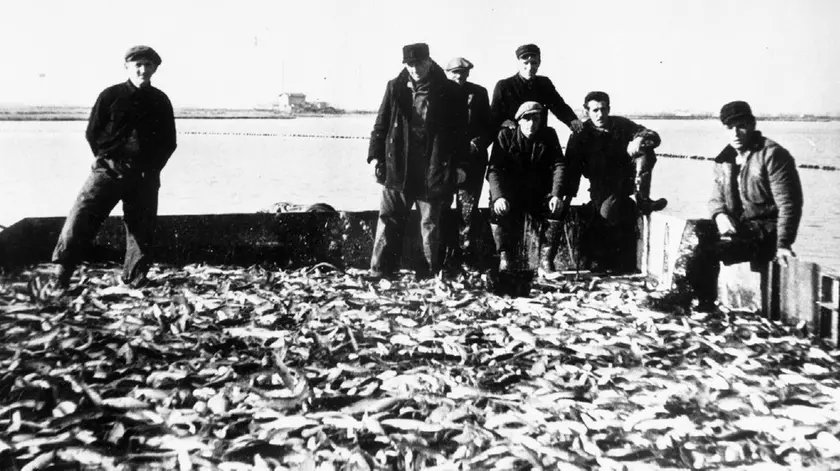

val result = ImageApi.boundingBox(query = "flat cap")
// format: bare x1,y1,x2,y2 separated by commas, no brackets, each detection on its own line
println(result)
445,57,473,72
720,100,755,126
124,45,162,65
515,44,540,59
402,43,430,63
515,101,543,120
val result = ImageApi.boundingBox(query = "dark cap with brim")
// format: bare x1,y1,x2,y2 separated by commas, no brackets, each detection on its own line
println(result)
403,43,430,63
124,45,162,66
720,100,755,126
515,44,540,59
515,101,543,120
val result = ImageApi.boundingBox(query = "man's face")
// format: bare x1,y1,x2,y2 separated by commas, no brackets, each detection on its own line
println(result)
727,121,756,151
585,100,610,129
518,113,542,137
447,69,469,85
518,55,540,80
405,58,432,82
125,58,158,86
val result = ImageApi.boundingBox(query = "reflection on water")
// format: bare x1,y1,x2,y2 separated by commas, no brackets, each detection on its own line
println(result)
1,117,839,270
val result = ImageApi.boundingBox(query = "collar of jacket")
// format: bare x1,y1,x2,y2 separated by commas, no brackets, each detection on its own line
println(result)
394,61,447,94
714,131,765,163
512,73,540,86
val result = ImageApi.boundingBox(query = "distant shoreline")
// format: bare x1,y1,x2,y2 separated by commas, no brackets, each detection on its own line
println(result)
0,106,834,122
0,106,375,121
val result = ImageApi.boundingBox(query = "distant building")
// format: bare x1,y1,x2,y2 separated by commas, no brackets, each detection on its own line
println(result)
278,93,306,111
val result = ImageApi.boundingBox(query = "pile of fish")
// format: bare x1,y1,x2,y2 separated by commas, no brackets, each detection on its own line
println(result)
1,262,839,470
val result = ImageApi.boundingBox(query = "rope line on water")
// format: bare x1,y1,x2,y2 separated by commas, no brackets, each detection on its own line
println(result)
179,131,840,172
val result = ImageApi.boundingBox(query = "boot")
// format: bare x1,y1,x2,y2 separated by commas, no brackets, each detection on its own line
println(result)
538,220,562,276
634,157,667,215
55,263,73,290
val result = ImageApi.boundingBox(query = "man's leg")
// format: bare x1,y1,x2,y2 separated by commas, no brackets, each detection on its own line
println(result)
458,176,483,268
416,196,445,277
370,188,411,277
489,203,520,272
591,188,637,272
52,166,123,287
121,172,160,285
634,149,667,214
538,216,564,276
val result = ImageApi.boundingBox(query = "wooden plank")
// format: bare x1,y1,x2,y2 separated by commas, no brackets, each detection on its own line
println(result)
794,261,819,332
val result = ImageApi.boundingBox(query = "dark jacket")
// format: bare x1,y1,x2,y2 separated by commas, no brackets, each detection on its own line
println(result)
86,80,177,174
368,63,469,199
487,126,566,205
565,116,660,197
708,132,803,249
462,81,493,177
490,74,578,131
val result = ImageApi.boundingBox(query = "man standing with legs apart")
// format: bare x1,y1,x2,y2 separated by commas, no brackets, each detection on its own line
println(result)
565,91,666,271
367,43,469,279
52,46,177,289
710,101,803,271
444,57,493,271
490,44,583,134
487,102,570,276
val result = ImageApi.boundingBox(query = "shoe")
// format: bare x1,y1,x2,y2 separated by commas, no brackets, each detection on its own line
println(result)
122,272,152,288
366,268,393,280
636,197,668,215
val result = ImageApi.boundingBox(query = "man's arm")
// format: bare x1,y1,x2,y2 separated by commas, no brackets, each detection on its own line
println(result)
368,82,392,164
451,85,471,182
486,130,510,201
563,132,585,198
472,86,494,151
85,89,110,156
625,117,661,149
542,78,580,129
708,163,728,220
766,147,804,249
547,130,567,198
153,92,177,171
489,79,509,133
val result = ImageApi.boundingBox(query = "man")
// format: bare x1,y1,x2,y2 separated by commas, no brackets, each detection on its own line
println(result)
566,91,667,224
709,101,803,270
52,45,177,289
443,57,493,269
367,43,469,279
490,44,583,135
487,101,569,275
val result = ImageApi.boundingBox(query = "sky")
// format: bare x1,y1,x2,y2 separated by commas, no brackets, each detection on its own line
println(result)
1,0,838,115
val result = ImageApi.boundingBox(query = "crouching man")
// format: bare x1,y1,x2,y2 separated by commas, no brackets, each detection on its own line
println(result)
367,43,469,279
710,101,803,271
487,101,570,276
52,45,177,289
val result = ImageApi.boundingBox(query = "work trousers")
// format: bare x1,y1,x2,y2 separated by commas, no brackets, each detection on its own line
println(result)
370,187,444,275
52,160,160,283
448,165,485,264
489,196,561,254
590,150,657,226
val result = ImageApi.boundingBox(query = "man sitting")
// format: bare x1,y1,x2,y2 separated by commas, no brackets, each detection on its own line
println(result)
486,101,570,276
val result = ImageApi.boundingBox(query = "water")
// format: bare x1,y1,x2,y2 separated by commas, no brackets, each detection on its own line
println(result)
2,116,839,271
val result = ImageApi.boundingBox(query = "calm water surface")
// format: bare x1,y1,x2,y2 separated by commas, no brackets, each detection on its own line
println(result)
1,116,838,270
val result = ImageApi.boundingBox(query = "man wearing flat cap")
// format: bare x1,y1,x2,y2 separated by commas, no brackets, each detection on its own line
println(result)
367,43,469,279
490,44,582,136
709,100,803,271
52,45,177,290
486,101,570,275
442,56,493,270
